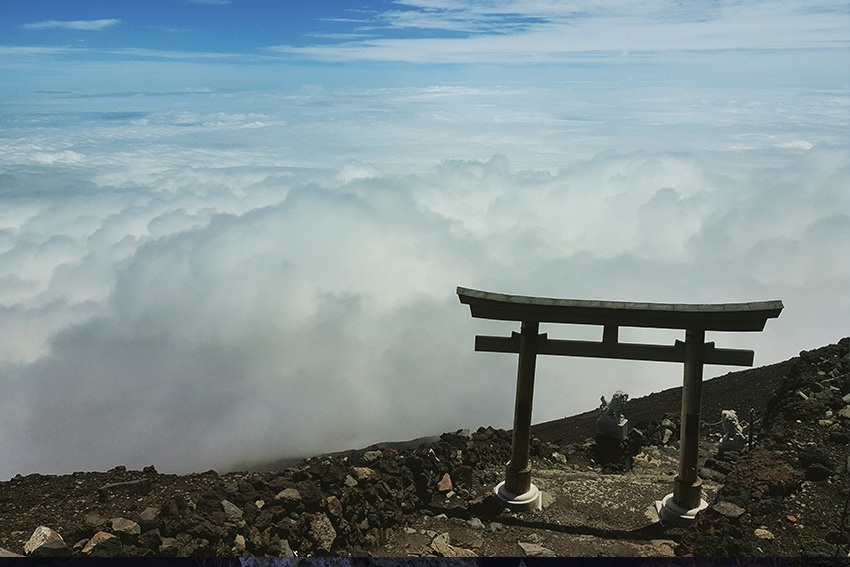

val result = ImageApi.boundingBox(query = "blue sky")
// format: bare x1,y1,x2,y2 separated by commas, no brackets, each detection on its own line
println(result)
5,0,335,51
0,1,848,477
5,0,848,53
4,1,848,73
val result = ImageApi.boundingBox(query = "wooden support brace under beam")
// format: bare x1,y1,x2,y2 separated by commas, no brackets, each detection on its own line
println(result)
474,333,754,366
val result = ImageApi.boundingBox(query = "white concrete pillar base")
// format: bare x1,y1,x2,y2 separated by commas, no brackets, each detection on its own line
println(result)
494,481,542,511
655,493,708,527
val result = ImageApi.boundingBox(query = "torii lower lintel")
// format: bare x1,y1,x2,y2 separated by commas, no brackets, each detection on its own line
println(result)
475,333,755,366
457,286,783,522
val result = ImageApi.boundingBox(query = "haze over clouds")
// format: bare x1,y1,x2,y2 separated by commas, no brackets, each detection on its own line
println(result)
0,1,847,479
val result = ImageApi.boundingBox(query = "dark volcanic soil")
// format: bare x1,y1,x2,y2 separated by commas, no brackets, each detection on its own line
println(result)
1,338,847,558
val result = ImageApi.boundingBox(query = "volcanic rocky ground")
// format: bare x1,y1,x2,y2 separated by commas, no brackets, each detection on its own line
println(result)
1,338,847,558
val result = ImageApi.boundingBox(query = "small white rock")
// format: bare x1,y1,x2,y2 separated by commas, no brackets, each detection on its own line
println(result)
468,517,485,529
363,450,383,462
518,541,556,557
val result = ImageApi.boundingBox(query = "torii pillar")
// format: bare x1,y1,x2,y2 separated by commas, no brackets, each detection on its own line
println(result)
457,287,782,521
500,319,542,508
657,328,708,524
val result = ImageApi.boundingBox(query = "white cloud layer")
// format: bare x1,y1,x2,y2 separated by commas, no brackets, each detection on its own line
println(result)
0,123,846,478
21,19,121,31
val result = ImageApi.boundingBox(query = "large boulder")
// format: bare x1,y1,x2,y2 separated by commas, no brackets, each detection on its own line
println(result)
82,531,122,556
111,517,142,537
308,513,336,553
24,526,71,557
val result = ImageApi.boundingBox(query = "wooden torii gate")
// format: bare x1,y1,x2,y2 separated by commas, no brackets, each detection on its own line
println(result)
457,286,783,524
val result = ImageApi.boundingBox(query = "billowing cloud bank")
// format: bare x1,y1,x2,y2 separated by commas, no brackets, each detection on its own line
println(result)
0,133,846,477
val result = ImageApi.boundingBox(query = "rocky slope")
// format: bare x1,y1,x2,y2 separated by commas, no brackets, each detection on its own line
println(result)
679,337,849,557
0,338,847,558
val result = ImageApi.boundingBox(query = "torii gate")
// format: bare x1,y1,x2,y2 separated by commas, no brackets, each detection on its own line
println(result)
457,286,782,525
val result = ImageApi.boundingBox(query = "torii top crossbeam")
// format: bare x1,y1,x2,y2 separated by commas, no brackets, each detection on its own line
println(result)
457,287,783,331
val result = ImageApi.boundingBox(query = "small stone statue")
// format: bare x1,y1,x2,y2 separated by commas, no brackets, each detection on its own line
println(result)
719,409,746,452
597,390,629,440
599,390,629,420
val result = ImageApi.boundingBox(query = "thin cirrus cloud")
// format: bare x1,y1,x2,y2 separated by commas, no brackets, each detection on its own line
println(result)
20,19,121,31
267,0,849,63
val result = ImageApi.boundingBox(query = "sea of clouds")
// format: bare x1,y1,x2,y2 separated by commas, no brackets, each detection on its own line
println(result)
0,80,847,478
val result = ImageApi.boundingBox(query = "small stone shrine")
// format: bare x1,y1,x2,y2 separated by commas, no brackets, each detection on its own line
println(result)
718,409,747,452
597,390,629,440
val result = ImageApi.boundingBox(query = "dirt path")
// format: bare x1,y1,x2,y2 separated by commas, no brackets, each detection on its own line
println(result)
363,443,718,557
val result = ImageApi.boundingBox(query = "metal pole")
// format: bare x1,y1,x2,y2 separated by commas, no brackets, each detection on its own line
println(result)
673,328,706,510
505,320,539,495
